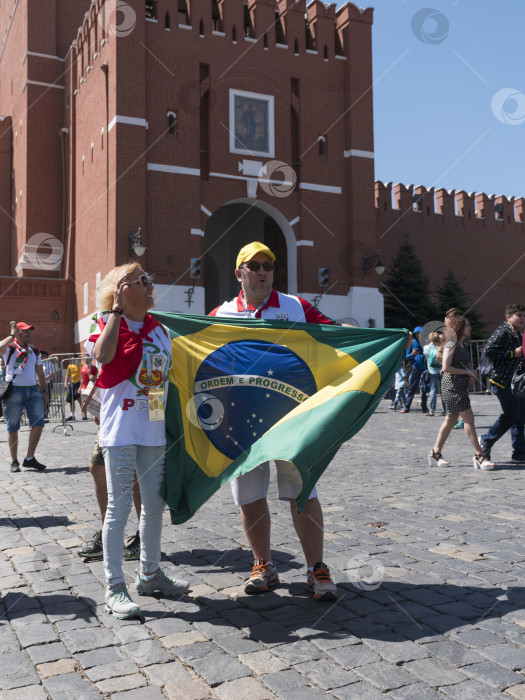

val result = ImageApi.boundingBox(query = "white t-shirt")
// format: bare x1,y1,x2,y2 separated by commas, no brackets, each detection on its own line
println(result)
84,313,172,448
4,344,42,386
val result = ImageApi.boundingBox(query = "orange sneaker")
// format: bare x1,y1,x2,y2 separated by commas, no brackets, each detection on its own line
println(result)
307,562,338,601
244,559,279,594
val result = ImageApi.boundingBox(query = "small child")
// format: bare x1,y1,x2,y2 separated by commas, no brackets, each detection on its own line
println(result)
389,365,406,410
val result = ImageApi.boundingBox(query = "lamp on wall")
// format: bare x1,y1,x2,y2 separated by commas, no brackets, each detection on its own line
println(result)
363,250,385,276
129,227,146,257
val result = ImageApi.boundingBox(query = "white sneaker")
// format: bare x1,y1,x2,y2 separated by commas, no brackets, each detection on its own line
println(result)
135,568,189,597
105,584,141,619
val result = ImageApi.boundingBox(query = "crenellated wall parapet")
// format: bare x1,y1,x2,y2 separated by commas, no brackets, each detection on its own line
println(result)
375,180,525,230
67,0,372,72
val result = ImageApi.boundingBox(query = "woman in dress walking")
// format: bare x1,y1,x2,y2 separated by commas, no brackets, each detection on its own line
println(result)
428,315,494,470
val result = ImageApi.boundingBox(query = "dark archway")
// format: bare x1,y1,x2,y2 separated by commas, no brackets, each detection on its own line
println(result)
204,202,288,313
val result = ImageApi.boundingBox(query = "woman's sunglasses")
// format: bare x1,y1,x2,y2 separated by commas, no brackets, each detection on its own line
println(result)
127,274,154,287
242,262,275,272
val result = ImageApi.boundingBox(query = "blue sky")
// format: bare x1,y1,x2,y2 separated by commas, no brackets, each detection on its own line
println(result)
337,0,525,200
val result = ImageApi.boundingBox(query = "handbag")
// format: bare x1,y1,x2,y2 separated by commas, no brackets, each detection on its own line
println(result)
511,361,525,397
81,381,101,419
0,345,17,402
0,379,13,402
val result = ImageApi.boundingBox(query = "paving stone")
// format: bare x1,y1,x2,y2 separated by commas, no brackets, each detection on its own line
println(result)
239,649,289,675
215,633,262,656
141,660,191,685
163,678,213,700
189,653,253,686
15,622,58,647
37,658,77,679
442,679,507,699
463,661,525,690
477,643,525,670
325,643,382,669
0,686,48,700
294,659,358,690
329,681,385,699
214,676,275,699
388,683,444,699
270,639,322,664
110,688,165,699
403,658,467,687
74,645,128,669
60,626,117,653
506,684,525,700
260,669,309,693
43,672,103,699
452,628,505,647
96,674,147,694
84,660,140,682
0,650,40,688
353,661,418,691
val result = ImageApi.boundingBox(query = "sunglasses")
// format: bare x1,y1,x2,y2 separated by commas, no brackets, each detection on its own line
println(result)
127,274,154,287
242,262,275,272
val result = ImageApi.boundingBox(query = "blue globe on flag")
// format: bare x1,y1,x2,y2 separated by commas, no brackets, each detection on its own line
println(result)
193,340,317,459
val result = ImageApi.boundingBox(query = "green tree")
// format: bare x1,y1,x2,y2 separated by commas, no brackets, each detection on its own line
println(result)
434,270,487,339
382,236,437,329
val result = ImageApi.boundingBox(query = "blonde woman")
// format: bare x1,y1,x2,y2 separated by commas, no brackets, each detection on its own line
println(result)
85,263,188,619
429,316,494,470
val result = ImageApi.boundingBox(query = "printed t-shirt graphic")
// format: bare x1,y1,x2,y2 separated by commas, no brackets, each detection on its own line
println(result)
84,312,171,447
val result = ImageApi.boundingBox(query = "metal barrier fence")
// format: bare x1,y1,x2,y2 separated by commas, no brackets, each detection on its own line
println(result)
468,339,492,394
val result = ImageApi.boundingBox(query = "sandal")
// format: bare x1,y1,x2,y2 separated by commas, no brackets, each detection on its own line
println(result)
428,449,450,467
473,453,494,470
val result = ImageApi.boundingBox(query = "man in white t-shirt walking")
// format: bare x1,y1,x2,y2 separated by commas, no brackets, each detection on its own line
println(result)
210,242,339,601
0,321,48,472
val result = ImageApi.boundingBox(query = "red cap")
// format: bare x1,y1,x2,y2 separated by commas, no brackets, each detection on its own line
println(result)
16,322,35,331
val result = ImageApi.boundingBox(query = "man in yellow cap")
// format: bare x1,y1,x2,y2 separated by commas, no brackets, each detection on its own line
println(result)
210,241,339,600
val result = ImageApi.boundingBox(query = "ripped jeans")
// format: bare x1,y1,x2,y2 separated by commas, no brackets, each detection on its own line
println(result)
102,445,166,589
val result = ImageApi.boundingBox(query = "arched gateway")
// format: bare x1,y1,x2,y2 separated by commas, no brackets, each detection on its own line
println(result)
203,199,297,313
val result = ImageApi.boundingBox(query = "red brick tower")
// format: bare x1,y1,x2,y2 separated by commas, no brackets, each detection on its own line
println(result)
0,0,381,350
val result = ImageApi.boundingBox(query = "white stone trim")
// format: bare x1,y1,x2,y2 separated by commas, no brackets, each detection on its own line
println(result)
209,171,294,188
335,55,347,60
299,182,342,195
153,284,205,315
147,163,200,176
244,37,257,43
109,115,149,132
22,51,65,64
276,43,288,49
344,148,375,159
212,30,225,36
191,228,204,236
299,287,384,327
145,17,158,22
178,24,192,30
201,204,212,217
22,80,65,92
306,49,318,55
296,240,313,247
289,216,300,227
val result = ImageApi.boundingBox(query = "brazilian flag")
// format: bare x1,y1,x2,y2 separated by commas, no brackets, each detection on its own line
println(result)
153,311,408,524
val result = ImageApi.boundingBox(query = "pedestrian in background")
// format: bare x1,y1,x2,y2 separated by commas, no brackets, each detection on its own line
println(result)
424,331,446,416
401,326,426,413
429,316,493,470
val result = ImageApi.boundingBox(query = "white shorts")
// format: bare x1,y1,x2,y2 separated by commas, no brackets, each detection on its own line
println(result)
230,459,317,506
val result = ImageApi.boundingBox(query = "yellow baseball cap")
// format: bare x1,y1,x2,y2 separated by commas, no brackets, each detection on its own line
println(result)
236,241,276,269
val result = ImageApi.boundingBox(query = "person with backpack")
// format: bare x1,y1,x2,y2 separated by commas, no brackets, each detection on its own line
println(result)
0,321,48,473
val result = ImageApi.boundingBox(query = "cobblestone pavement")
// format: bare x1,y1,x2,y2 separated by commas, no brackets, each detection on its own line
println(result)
2,395,525,698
